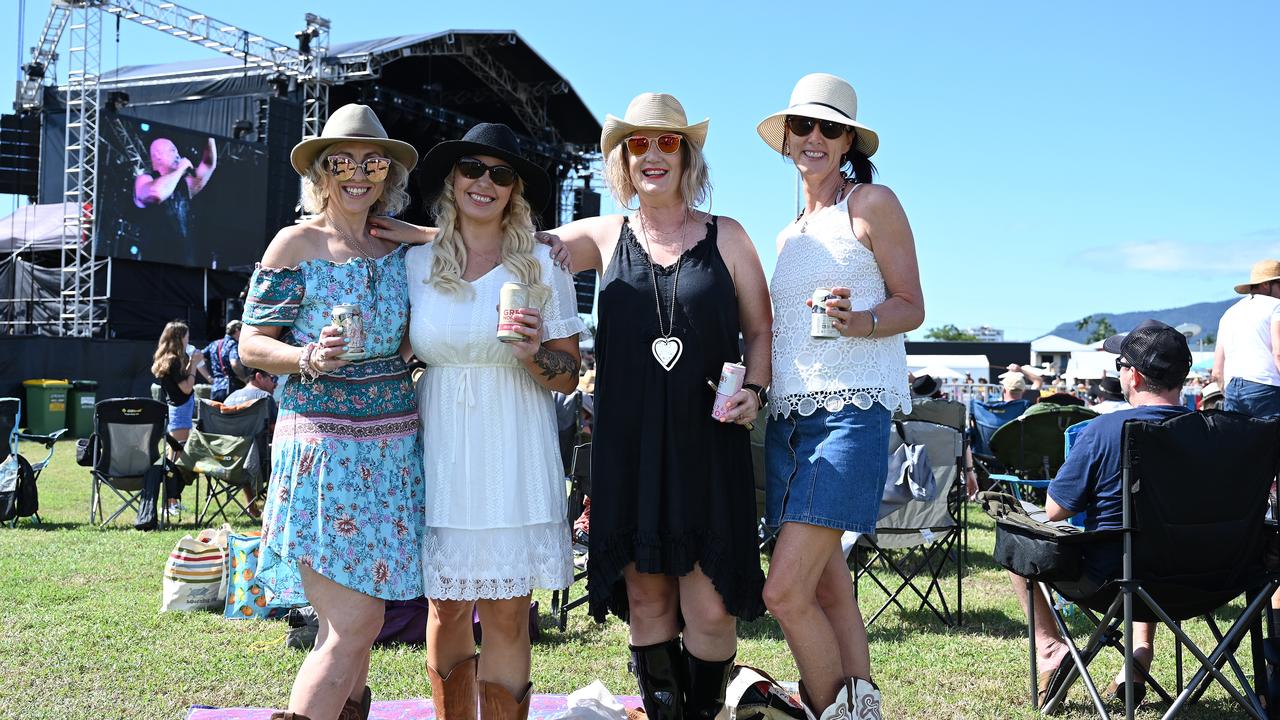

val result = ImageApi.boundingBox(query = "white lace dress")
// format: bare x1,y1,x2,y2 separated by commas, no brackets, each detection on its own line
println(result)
407,244,583,600
770,187,911,418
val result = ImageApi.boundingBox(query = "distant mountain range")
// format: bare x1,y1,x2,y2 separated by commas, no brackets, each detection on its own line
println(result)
1044,298,1236,346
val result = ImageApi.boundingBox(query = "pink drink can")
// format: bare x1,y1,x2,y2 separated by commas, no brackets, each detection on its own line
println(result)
712,362,747,421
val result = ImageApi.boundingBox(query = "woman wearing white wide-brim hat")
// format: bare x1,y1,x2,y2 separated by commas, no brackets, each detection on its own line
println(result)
239,103,425,720
369,92,772,720
757,73,924,719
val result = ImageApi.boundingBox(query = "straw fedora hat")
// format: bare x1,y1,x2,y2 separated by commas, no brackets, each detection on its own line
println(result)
600,93,709,156
1233,259,1280,294
757,73,879,157
290,103,418,176
420,122,552,211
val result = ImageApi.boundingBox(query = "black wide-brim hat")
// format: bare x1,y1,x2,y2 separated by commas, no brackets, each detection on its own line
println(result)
420,122,551,211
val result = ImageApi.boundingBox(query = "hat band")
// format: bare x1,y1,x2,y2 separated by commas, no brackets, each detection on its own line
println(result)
789,101,853,121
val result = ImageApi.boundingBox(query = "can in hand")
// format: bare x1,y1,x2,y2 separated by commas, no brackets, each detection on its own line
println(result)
712,362,747,421
331,304,367,360
810,288,840,339
497,282,530,343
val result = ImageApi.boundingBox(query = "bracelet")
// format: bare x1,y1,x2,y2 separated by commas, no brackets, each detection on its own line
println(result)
298,342,320,383
864,309,878,338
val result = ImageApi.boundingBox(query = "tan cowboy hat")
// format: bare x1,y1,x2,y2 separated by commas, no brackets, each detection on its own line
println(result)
290,103,418,176
1234,259,1280,294
600,93,709,156
757,73,879,157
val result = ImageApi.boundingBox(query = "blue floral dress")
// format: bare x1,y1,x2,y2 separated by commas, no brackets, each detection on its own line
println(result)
242,245,424,603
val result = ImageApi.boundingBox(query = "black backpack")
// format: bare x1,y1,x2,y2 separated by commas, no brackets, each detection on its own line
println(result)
0,454,38,522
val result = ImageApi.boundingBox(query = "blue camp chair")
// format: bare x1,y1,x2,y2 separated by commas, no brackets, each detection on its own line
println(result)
970,398,1032,458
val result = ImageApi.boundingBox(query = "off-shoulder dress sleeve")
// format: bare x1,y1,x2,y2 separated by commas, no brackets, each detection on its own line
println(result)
243,264,305,327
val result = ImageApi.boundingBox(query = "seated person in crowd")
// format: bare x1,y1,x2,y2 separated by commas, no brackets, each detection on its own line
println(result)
1001,363,1043,402
1012,320,1193,706
1090,375,1130,414
223,368,278,519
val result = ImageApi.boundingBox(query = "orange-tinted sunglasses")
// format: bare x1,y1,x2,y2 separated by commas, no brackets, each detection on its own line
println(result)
625,134,682,156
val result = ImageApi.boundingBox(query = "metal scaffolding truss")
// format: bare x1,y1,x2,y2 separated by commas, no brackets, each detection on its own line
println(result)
14,3,71,111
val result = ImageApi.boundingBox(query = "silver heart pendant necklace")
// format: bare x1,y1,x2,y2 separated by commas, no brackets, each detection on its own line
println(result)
638,210,688,372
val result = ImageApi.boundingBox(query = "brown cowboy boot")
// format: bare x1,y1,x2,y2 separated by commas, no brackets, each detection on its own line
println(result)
337,686,372,720
269,713,311,720
428,654,479,720
479,680,532,720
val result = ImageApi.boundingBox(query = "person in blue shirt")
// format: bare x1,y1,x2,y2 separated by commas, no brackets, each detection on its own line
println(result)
1015,320,1193,707
202,320,247,402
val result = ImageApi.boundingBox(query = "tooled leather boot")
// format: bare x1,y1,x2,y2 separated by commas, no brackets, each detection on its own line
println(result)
337,685,372,720
268,713,311,720
683,650,734,720
428,654,479,720
479,680,533,720
629,639,685,720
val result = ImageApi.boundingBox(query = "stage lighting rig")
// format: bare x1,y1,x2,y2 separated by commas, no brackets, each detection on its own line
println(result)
268,72,291,98
232,120,254,139
23,61,46,81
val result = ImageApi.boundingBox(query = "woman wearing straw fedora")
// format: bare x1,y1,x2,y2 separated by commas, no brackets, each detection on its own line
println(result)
758,73,924,719
372,93,771,720
1211,259,1280,419
238,103,425,720
405,122,582,720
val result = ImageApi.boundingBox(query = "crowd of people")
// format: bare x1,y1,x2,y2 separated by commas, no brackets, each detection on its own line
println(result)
139,69,1280,720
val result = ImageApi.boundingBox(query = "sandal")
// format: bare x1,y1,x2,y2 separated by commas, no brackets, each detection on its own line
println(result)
1037,659,1071,708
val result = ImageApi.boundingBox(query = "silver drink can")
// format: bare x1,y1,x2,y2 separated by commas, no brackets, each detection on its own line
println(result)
810,288,840,339
332,304,367,359
497,282,530,343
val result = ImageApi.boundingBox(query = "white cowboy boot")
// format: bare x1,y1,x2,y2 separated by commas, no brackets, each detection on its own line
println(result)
817,678,882,720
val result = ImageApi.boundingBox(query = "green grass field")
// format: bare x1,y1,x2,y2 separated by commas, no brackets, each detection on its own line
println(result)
0,440,1257,719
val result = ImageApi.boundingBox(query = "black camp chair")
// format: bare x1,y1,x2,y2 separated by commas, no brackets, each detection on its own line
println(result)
995,410,1280,719
182,398,270,525
552,442,591,631
0,397,65,526
852,399,968,628
89,398,171,527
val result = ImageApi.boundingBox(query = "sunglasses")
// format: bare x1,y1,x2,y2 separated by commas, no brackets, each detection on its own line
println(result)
785,115,851,140
624,134,683,156
456,158,518,187
326,155,391,183
1115,357,1133,372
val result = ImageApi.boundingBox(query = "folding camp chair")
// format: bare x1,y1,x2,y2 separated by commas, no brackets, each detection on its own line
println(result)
551,442,591,631
851,399,968,628
0,397,65,526
181,398,270,525
970,397,1031,458
1001,410,1280,719
89,398,171,527
985,403,1097,503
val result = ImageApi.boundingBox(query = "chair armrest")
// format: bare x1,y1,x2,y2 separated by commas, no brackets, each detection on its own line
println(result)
18,428,66,447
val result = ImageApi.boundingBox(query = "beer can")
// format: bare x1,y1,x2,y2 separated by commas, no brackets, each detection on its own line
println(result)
497,282,530,343
332,304,367,360
712,362,747,421
810,288,840,339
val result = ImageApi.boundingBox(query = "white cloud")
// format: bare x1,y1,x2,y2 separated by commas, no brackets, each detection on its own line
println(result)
1077,230,1280,274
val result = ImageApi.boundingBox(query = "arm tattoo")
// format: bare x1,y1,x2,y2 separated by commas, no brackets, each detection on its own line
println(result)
532,346,579,381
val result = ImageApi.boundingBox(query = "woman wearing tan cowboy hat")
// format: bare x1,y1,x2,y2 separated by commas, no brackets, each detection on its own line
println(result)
1211,259,1280,418
238,103,425,720
371,92,772,720
757,73,924,718
406,122,582,720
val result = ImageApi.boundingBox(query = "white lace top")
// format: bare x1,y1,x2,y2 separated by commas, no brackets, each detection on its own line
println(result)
769,188,911,418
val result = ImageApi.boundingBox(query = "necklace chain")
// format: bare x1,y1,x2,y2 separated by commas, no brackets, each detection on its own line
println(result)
798,176,850,233
637,209,689,339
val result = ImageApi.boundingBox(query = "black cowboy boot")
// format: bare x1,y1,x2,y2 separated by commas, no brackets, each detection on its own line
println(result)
629,639,685,720
683,649,735,720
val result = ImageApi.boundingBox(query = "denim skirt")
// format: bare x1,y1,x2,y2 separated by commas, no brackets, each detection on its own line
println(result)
167,395,195,432
765,401,890,534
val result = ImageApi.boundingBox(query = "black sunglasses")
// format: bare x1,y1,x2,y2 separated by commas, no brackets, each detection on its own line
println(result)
786,115,851,140
456,157,518,187
1115,357,1133,372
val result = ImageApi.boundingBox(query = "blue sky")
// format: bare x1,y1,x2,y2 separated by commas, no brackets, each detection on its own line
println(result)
4,0,1277,340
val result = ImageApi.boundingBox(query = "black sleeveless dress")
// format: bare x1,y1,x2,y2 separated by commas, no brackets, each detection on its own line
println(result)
588,216,765,623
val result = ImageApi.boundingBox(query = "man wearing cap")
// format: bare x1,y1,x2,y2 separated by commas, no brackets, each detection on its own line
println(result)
1211,259,1280,419
1012,320,1193,706
1000,363,1042,402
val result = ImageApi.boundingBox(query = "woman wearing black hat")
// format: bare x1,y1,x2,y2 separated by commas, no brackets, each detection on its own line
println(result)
405,123,583,720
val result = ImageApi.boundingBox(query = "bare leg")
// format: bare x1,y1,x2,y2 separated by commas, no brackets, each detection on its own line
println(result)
1008,572,1069,673
288,565,385,717
813,544,865,679
475,596,533,697
428,599,478,673
624,564,680,645
763,523,854,711
1115,623,1156,685
678,564,736,662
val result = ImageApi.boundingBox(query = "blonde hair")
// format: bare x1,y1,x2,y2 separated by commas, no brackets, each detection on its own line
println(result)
604,135,712,210
151,320,189,379
427,176,549,304
300,148,410,217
